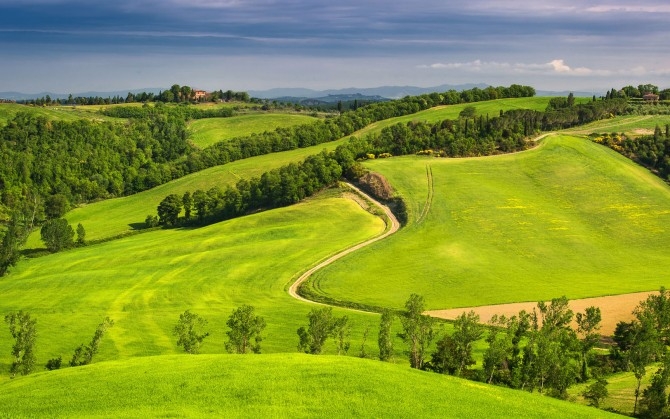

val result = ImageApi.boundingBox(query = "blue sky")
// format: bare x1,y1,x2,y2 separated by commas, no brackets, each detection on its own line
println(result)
1,0,669,93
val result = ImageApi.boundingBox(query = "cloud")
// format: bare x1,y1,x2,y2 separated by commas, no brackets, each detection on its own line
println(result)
419,59,616,76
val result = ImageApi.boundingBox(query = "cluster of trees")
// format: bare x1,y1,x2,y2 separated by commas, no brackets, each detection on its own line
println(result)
4,311,113,377
593,125,670,182
540,98,627,130
155,151,342,227
19,85,253,106
172,305,266,355
99,102,235,120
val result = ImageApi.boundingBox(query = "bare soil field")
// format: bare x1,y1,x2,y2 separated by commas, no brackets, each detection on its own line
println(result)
426,291,656,336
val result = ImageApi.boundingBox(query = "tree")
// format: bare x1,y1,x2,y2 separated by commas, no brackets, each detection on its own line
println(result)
576,306,602,380
451,310,484,376
173,310,209,354
582,377,608,408
359,325,370,358
398,294,434,369
332,315,351,355
297,307,334,355
5,311,37,377
225,305,266,354
640,359,670,418
0,217,22,276
40,218,75,252
76,223,86,246
182,191,192,221
44,194,70,219
157,194,182,226
483,315,514,384
378,309,394,361
70,317,114,366
459,105,476,119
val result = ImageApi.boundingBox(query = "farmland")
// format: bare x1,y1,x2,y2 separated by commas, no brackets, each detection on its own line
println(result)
309,134,670,310
188,113,318,148
3,93,670,416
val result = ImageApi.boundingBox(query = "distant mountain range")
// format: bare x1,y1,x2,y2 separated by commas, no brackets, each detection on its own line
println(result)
0,84,599,101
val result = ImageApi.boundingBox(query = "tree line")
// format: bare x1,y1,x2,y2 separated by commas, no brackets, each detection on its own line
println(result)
18,84,252,106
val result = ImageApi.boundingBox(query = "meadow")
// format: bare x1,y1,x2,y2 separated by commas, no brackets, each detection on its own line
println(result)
188,113,318,148
0,103,122,126
309,135,670,311
0,354,617,418
564,114,670,137
1,191,385,376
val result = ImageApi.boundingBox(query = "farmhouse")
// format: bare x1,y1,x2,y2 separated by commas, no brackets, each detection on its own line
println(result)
643,93,660,102
193,89,208,100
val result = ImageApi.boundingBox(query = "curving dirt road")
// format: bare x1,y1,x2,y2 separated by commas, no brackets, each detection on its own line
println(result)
287,183,400,304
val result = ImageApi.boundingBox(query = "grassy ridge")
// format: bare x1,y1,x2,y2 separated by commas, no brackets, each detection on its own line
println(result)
0,103,123,126
24,138,350,247
564,114,670,137
188,113,318,148
0,354,617,418
1,193,385,375
310,135,670,310
348,97,587,139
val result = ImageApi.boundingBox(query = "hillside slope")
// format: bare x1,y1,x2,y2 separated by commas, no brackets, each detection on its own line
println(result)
311,135,670,310
0,354,618,418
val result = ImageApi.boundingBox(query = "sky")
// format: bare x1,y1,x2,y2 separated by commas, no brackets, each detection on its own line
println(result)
1,0,670,94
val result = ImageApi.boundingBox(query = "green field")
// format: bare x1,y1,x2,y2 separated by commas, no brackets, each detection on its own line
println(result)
0,103,122,126
24,137,350,247
564,114,670,137
309,135,670,310
569,366,657,416
2,192,385,373
348,97,588,139
188,113,318,148
0,354,617,418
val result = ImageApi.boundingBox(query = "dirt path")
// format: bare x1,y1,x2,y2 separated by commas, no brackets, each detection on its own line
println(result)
287,183,400,304
426,291,656,335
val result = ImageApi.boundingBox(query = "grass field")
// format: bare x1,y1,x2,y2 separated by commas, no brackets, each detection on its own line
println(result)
0,103,122,126
569,366,657,416
188,113,318,148
0,354,617,418
309,135,670,311
564,114,670,137
1,192,386,376
348,97,589,139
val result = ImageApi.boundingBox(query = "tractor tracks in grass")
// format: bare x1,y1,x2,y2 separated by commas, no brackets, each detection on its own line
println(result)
416,165,434,225
287,182,400,309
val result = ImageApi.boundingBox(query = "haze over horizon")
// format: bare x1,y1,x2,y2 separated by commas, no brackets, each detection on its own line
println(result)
2,0,669,93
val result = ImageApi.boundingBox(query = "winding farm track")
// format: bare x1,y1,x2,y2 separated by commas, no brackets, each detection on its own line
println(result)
287,183,400,305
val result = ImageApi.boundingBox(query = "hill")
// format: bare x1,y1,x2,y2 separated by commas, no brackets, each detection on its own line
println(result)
0,354,617,418
188,113,318,149
308,135,670,310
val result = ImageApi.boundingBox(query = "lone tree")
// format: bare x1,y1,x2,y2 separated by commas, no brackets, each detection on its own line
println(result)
5,311,37,377
40,218,75,252
398,294,435,369
70,317,114,366
173,310,209,354
225,305,266,354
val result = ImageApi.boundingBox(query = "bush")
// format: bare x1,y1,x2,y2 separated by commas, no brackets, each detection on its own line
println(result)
45,357,62,371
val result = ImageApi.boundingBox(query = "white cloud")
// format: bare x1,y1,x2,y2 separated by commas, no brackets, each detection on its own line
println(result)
419,59,613,76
